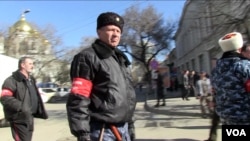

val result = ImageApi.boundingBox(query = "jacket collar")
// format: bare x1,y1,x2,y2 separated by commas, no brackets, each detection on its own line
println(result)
12,70,27,82
221,51,248,60
92,39,114,59
92,39,131,66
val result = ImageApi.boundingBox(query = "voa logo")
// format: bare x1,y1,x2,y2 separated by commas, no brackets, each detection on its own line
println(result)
226,129,246,136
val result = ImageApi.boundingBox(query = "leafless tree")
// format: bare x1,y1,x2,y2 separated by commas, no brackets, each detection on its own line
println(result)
1,22,72,84
119,4,178,83
187,0,250,45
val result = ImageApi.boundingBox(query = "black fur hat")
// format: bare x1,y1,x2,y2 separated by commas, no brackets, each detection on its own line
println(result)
97,12,124,32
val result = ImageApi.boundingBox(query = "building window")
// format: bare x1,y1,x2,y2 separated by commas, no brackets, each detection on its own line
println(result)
191,59,195,71
186,62,190,70
199,54,204,71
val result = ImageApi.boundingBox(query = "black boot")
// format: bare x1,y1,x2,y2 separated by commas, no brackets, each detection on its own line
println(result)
160,103,166,106
154,104,159,108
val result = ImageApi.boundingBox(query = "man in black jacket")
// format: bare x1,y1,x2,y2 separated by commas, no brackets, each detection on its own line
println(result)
66,12,137,141
154,70,166,107
0,56,48,141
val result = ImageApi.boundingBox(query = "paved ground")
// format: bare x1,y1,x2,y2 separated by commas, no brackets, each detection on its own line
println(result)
141,98,222,141
0,89,222,141
134,88,221,141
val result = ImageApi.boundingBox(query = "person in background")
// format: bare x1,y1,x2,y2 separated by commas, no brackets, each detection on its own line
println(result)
154,70,166,107
241,42,250,59
211,32,250,126
66,12,136,141
197,71,213,118
0,56,48,141
205,57,219,141
189,70,199,99
182,70,190,101
177,70,184,94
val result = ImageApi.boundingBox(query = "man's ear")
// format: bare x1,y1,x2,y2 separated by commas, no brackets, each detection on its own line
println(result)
96,29,100,36
21,63,25,69
97,29,101,36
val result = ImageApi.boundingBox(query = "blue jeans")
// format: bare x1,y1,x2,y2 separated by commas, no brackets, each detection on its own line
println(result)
90,122,131,141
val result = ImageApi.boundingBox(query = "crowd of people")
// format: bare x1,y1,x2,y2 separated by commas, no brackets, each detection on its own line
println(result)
152,31,250,141
1,10,250,141
165,69,214,121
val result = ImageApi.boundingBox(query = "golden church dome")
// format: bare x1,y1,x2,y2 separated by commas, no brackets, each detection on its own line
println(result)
10,14,33,34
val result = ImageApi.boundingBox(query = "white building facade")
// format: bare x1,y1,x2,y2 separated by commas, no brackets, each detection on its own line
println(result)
173,0,250,74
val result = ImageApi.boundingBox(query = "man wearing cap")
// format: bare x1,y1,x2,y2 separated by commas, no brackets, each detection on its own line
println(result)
211,32,250,126
66,12,136,141
205,42,250,141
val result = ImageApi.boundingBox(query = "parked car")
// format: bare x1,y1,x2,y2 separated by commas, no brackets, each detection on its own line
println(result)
47,87,70,103
56,87,70,97
44,87,70,103
38,88,57,103
37,82,58,90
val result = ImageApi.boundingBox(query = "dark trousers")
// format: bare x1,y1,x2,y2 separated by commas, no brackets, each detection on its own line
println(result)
206,95,219,141
90,122,131,141
181,85,190,100
156,88,165,104
10,121,34,141
207,110,220,141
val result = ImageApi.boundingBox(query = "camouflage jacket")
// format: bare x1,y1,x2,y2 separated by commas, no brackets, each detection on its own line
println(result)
211,51,250,124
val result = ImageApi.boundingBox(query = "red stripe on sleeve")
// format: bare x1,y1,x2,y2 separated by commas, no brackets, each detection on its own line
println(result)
70,77,93,98
1,89,14,97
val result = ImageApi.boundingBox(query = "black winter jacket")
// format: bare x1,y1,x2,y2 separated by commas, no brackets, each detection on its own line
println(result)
0,70,48,123
66,39,136,137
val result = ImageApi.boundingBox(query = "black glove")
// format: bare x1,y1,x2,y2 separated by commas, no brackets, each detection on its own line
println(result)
77,133,91,141
128,122,135,141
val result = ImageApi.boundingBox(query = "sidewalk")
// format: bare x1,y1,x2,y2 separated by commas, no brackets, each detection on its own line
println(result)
135,88,182,103
135,89,221,141
0,89,222,141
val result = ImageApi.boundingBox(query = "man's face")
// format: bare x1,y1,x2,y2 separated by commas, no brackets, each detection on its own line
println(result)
97,25,122,47
200,72,206,78
21,58,34,74
242,46,250,59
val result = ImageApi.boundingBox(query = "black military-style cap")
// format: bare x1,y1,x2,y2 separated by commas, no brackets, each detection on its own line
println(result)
97,12,124,32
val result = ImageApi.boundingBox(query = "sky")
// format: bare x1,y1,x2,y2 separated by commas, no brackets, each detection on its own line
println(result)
0,0,186,53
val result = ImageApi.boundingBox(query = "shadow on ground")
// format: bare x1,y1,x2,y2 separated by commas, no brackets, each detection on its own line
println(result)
135,87,185,103
135,139,200,141
47,96,68,104
57,136,200,141
144,103,201,117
